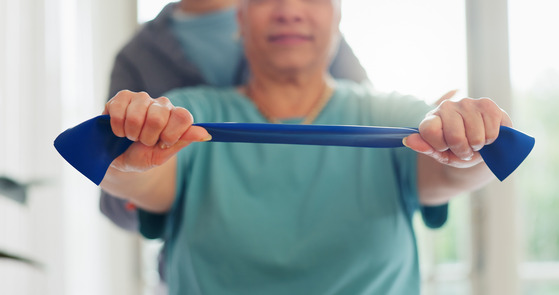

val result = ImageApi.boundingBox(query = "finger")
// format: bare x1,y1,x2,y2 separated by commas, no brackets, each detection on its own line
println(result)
154,126,210,162
159,107,192,149
458,100,486,152
105,90,134,137
403,133,451,165
138,97,173,147
151,126,209,167
464,111,486,152
500,109,513,128
124,92,152,141
179,125,212,143
477,98,511,145
418,114,448,152
437,103,473,161
403,133,434,154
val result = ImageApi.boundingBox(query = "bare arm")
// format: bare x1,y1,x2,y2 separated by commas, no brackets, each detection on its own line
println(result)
100,156,178,213
403,97,513,205
99,90,211,213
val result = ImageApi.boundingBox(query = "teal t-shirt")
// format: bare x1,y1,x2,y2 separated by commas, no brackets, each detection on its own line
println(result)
142,81,447,295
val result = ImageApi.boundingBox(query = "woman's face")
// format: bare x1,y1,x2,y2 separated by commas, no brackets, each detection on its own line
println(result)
238,0,341,76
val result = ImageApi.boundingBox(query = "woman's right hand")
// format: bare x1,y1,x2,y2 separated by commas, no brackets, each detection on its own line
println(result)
103,90,211,173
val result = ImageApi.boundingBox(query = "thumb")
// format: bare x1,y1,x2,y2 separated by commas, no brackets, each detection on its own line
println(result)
402,133,434,154
179,125,212,143
166,126,211,152
154,126,211,163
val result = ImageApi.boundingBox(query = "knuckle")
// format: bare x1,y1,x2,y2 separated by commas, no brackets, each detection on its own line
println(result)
107,100,125,113
477,97,494,106
478,98,500,114
454,98,478,113
156,96,171,105
116,89,133,97
138,91,151,98
437,99,455,111
173,107,194,125
133,93,153,105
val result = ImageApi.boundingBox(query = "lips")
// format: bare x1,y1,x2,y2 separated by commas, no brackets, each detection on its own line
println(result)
268,33,313,44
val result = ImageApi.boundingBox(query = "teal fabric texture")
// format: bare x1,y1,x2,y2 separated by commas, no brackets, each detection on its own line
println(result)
151,82,436,295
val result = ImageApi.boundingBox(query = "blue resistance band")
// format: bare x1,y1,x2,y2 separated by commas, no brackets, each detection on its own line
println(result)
54,115,535,185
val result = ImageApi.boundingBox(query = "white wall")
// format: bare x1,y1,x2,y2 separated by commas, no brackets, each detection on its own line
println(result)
0,0,142,294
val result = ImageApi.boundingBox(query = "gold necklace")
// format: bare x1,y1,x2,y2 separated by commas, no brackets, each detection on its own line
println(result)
245,79,334,125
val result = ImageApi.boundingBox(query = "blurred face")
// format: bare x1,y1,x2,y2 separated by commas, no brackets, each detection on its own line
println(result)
238,0,341,75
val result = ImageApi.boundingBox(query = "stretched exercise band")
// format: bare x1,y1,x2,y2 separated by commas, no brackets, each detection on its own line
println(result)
54,115,535,185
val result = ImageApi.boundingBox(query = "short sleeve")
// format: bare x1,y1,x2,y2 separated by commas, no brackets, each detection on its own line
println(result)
138,210,167,239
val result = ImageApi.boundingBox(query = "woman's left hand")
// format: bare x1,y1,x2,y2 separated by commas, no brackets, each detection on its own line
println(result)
404,97,513,168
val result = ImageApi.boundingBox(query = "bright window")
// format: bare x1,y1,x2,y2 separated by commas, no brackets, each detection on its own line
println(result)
509,0,559,294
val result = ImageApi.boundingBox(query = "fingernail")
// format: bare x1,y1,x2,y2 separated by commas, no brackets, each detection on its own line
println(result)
472,144,484,152
402,137,410,148
200,134,212,142
160,143,170,149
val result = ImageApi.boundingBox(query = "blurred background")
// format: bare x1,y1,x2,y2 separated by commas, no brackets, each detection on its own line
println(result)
0,0,557,294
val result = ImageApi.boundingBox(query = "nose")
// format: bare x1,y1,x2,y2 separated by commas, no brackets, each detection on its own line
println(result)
272,0,305,24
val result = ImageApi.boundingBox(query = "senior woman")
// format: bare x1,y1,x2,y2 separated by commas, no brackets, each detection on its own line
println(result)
100,0,511,294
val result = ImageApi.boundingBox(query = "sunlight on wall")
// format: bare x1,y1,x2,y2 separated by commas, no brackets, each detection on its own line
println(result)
340,0,467,103
137,0,171,23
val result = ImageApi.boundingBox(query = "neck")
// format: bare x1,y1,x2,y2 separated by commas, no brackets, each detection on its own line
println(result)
178,0,236,14
244,72,334,122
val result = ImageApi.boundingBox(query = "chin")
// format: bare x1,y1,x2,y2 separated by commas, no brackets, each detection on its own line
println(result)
268,56,317,72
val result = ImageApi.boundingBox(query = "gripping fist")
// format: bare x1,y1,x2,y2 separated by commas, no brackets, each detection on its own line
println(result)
404,97,512,168
103,90,211,172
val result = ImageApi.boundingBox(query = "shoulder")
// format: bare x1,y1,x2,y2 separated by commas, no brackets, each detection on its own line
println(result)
115,3,176,61
334,80,423,104
332,80,432,127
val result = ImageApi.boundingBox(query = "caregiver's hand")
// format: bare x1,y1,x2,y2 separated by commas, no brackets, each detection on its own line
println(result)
103,90,211,173
404,97,513,168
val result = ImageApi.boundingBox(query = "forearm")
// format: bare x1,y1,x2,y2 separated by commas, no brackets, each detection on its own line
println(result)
100,157,177,213
417,154,495,206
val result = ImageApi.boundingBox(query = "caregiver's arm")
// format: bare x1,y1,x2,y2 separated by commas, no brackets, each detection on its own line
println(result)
404,97,513,206
99,90,211,213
